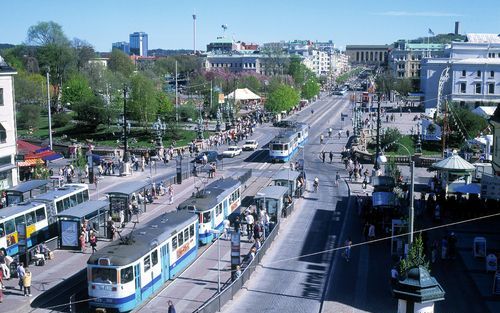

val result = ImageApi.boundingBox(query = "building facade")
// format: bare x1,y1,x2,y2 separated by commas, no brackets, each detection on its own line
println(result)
112,41,130,55
0,56,18,189
389,42,446,79
202,52,266,74
129,32,148,57
345,45,390,65
420,34,500,114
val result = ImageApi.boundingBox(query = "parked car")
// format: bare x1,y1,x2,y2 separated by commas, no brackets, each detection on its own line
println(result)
222,146,242,158
193,151,220,163
242,140,258,151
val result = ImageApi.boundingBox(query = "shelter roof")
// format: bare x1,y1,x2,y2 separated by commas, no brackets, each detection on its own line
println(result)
225,88,261,101
431,153,475,171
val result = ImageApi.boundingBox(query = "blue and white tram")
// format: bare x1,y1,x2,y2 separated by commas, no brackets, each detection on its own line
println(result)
269,130,300,162
294,122,309,146
177,177,241,244
87,211,198,312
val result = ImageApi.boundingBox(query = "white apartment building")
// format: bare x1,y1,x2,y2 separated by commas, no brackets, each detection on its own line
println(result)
0,56,18,189
421,33,500,114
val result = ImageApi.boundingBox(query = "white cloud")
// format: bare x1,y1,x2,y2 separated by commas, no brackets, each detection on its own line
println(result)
373,11,463,17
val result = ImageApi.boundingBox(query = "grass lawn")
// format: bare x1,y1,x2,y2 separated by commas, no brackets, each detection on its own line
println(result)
367,135,442,157
18,114,210,148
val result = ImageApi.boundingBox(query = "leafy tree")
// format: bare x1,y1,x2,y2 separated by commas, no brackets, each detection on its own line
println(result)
288,56,306,86
239,74,261,93
52,112,72,128
33,160,50,179
62,74,93,107
72,95,106,130
440,105,489,147
380,128,402,152
129,73,158,126
156,91,174,119
26,21,69,46
394,78,414,97
108,49,135,77
265,84,300,113
72,38,96,71
302,78,320,100
179,103,198,121
14,71,46,106
399,234,430,276
17,104,41,130
375,72,395,97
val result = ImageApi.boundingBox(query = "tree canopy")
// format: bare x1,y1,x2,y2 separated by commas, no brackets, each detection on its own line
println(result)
265,84,300,113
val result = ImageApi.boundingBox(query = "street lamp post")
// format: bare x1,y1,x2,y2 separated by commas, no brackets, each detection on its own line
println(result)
46,70,53,149
211,229,221,293
374,94,382,170
120,87,131,176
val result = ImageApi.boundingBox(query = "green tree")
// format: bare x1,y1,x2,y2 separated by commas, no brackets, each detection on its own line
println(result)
72,38,96,71
380,128,402,152
62,74,93,107
129,74,158,126
442,105,489,147
375,72,395,97
302,78,320,100
239,75,261,93
394,78,414,97
17,104,41,130
179,103,198,121
265,84,300,113
14,71,46,106
288,56,306,86
72,95,107,130
52,112,72,128
26,21,69,46
108,49,135,77
399,234,430,276
156,91,174,119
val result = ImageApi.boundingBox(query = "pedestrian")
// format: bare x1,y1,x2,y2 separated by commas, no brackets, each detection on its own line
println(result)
168,300,176,313
335,172,340,187
80,231,87,253
17,262,25,291
253,222,261,242
245,211,254,242
168,184,174,205
368,223,376,240
233,216,241,234
234,265,242,279
346,130,350,138
23,268,32,296
338,130,342,139
322,151,326,163
343,237,352,262
223,218,231,240
0,250,9,281
329,151,333,163
90,232,98,253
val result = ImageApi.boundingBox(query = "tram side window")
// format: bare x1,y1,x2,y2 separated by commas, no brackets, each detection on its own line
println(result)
203,211,211,224
36,208,46,222
184,229,189,241
143,255,151,272
216,203,222,216
69,195,77,207
15,216,25,231
4,219,15,234
63,198,70,211
56,200,64,213
83,190,89,202
0,222,4,237
152,250,158,266
25,211,36,226
172,236,178,250
120,266,134,284
178,231,184,246
190,224,195,238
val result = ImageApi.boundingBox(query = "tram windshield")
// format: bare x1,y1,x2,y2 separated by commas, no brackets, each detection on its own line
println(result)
203,211,211,224
272,144,285,151
91,267,117,284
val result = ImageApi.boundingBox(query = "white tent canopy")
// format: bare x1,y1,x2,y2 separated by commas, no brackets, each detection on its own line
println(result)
432,153,475,171
472,106,496,118
225,88,261,101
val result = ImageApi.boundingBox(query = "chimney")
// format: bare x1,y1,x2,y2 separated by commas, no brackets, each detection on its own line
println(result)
455,21,460,35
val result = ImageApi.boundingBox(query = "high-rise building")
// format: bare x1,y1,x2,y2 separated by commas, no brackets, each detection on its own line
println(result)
112,41,130,55
0,55,18,189
129,32,148,57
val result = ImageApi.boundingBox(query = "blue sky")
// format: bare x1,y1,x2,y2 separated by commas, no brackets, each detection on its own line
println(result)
1,0,499,51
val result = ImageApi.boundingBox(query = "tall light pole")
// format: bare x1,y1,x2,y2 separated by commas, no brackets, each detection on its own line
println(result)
210,229,221,293
374,93,382,170
175,60,179,125
46,70,53,149
121,86,131,176
192,13,197,55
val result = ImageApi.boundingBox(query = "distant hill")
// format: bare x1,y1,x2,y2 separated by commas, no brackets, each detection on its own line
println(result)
0,43,15,50
409,33,467,44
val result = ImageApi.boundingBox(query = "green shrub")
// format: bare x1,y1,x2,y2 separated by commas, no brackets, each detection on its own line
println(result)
52,113,72,128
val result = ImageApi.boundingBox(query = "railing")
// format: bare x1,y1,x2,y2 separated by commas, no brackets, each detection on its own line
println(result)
194,218,282,313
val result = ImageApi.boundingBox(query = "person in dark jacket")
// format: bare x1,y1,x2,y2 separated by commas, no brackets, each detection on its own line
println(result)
168,300,176,313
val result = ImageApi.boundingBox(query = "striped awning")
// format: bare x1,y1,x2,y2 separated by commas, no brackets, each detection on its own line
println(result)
18,158,43,167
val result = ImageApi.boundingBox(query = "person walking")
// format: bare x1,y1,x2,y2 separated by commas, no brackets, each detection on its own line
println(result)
335,172,340,187
0,250,10,281
17,262,25,291
90,232,98,254
343,237,352,262
329,151,333,163
168,300,176,313
168,184,174,205
321,151,326,163
245,211,254,242
223,218,231,240
80,231,87,253
23,268,32,296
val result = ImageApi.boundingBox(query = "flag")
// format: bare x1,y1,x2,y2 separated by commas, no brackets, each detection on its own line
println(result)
428,28,435,36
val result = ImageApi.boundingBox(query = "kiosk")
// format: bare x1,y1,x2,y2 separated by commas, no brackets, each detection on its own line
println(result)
272,169,302,198
5,179,49,206
254,186,289,223
57,200,109,249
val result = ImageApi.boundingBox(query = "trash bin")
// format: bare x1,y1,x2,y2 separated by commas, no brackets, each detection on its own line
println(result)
486,254,497,272
473,237,487,258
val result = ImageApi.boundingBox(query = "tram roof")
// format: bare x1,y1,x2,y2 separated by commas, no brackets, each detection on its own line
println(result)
87,211,197,267
255,185,289,200
0,202,46,220
177,177,241,212
5,180,49,193
271,131,297,143
31,184,87,202
56,200,109,219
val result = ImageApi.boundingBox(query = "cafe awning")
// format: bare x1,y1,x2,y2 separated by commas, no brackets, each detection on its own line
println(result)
17,158,43,167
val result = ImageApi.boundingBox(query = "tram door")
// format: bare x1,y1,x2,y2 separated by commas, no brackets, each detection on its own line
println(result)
161,245,170,281
134,264,142,302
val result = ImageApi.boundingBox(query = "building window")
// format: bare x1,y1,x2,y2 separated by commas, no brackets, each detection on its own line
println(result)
475,83,481,94
488,83,495,94
477,70,481,77
0,123,6,143
491,71,495,78
0,88,3,106
461,70,466,77
460,82,466,93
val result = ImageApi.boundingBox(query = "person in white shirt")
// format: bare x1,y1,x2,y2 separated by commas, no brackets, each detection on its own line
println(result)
245,212,254,242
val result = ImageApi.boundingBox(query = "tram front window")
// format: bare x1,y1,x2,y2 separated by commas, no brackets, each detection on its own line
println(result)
91,267,117,284
272,144,284,151
203,211,211,224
